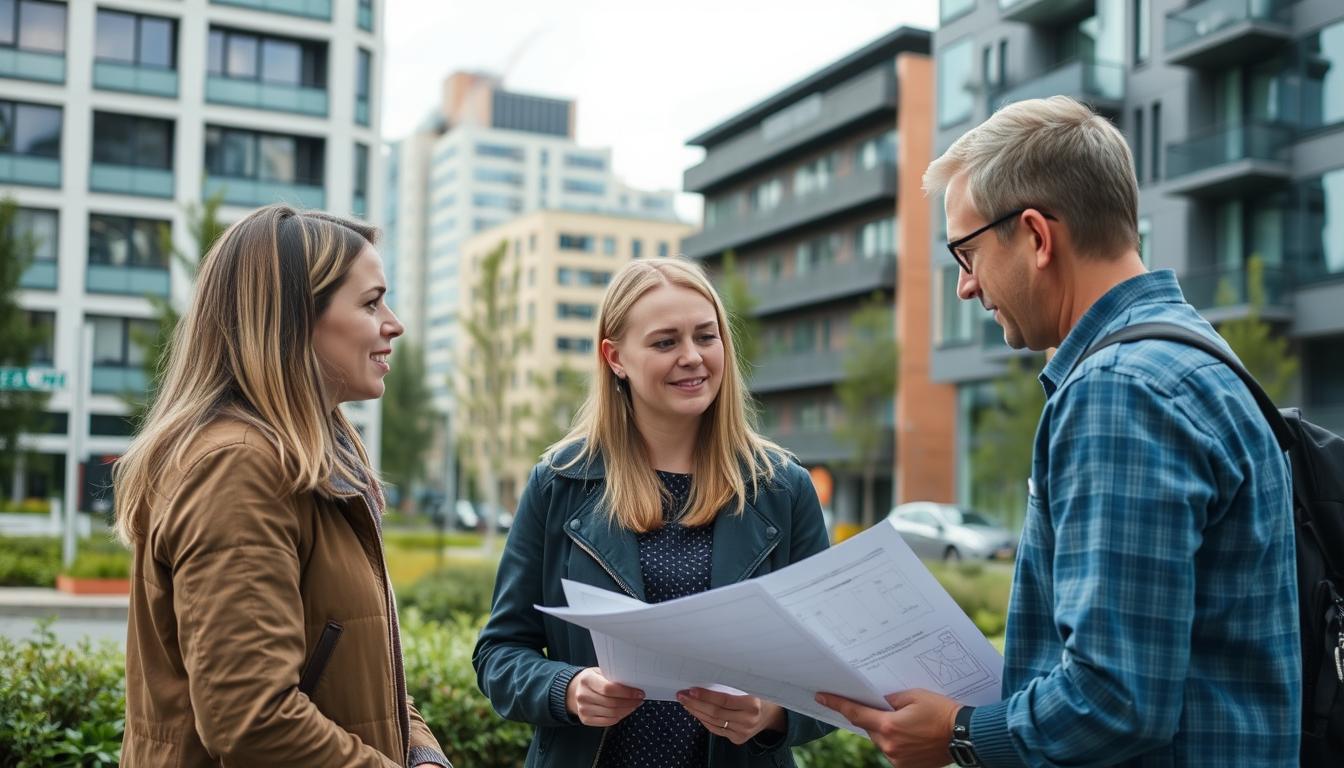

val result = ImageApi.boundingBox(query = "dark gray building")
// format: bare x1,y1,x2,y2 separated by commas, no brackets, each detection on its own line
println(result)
932,0,1344,503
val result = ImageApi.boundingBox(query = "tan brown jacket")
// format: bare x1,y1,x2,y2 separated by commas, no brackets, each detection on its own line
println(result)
123,420,448,767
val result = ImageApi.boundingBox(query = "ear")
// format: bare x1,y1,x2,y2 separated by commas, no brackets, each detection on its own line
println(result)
1022,209,1055,271
600,338,624,379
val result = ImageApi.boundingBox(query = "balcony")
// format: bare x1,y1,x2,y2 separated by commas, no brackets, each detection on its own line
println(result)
1181,263,1294,323
90,164,174,198
86,265,171,298
684,65,897,193
748,348,847,394
1164,122,1293,198
748,255,897,317
989,59,1125,116
766,426,895,465
1165,0,1293,69
683,162,897,260
91,365,149,396
0,154,60,188
998,0,1096,25
207,77,328,117
0,48,64,83
211,0,332,20
19,261,57,290
205,177,325,209
93,62,178,98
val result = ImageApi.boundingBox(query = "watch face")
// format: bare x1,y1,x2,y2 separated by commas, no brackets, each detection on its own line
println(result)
949,741,980,767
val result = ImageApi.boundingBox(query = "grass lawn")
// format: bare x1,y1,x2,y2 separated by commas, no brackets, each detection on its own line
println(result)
385,543,503,590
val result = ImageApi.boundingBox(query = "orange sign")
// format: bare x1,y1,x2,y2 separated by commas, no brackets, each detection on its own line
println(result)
807,466,833,507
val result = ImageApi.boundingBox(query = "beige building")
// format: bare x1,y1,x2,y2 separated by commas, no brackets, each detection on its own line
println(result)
456,209,693,508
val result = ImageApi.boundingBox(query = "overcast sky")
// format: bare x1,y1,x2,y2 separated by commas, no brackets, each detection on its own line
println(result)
382,0,940,220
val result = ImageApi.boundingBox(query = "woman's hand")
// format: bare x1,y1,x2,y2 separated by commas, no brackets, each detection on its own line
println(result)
676,687,788,745
565,668,646,726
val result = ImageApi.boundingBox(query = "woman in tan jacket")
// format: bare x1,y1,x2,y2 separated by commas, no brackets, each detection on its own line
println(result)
114,205,450,767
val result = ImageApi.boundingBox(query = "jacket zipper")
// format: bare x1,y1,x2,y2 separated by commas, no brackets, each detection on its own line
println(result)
564,529,632,768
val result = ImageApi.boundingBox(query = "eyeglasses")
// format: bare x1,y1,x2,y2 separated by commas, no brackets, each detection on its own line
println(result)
946,208,1057,274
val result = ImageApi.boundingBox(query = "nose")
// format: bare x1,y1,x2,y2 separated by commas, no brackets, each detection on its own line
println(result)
956,268,980,303
383,307,405,340
678,339,703,367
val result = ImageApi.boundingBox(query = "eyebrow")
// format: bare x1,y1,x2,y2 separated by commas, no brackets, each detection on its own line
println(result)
362,286,387,299
644,321,718,339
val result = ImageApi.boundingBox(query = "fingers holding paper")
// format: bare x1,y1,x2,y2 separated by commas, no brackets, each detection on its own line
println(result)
677,687,787,746
566,667,646,727
815,688,962,768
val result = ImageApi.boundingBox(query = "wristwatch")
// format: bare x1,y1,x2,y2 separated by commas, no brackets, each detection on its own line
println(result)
949,705,981,767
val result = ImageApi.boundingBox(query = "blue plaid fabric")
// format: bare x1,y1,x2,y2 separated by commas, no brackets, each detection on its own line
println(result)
969,270,1300,767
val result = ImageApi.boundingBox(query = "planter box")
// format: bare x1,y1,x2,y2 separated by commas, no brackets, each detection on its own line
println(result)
56,574,131,595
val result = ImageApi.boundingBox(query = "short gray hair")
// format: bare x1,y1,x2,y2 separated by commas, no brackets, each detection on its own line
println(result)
924,96,1139,257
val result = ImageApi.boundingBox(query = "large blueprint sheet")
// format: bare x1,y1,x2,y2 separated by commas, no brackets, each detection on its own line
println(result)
537,519,1004,734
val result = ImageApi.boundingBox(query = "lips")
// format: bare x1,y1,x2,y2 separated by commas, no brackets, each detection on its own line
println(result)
371,349,391,371
670,377,706,390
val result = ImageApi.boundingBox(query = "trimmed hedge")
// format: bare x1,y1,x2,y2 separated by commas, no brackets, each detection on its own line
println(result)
0,535,132,586
398,560,499,622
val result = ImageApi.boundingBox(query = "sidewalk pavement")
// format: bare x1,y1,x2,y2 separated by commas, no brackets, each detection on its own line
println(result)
0,587,128,621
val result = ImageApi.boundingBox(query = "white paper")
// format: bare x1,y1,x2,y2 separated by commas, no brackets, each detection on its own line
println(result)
536,519,1004,734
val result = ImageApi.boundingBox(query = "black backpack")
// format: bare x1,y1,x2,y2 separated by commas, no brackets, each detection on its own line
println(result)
1077,322,1344,765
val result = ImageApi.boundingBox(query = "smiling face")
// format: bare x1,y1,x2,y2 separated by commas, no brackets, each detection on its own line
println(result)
601,283,725,430
311,245,404,404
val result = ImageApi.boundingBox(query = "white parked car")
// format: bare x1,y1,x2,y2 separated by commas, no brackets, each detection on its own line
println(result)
888,502,1017,562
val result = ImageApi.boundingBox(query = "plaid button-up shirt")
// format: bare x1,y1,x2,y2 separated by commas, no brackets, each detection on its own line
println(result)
970,270,1300,767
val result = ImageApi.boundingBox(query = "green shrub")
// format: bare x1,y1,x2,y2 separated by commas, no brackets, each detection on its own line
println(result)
64,551,131,579
384,529,484,551
0,620,125,767
0,536,60,587
0,498,52,515
792,728,886,766
927,561,1013,636
398,559,499,621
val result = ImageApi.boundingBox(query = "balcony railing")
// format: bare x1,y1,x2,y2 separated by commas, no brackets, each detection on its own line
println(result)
93,62,178,97
211,0,332,20
748,348,847,394
764,426,895,465
19,261,57,290
1165,0,1293,68
86,264,171,298
989,59,1125,115
746,254,897,317
0,48,64,83
205,176,325,209
91,365,149,396
0,154,60,188
207,77,328,117
1181,263,1293,312
998,0,1096,24
90,164,174,198
1165,121,1294,196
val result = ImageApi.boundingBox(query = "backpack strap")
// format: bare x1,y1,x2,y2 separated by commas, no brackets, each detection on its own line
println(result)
1071,322,1297,451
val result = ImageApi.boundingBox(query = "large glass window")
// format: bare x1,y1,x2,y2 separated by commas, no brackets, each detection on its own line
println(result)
91,316,157,367
856,217,896,259
354,142,369,198
940,0,975,23
208,28,325,87
939,265,975,345
93,112,172,168
558,234,594,252
1133,0,1150,66
88,215,169,268
1,0,63,53
564,154,605,171
474,167,522,185
793,155,833,197
0,99,61,157
1302,20,1344,131
10,207,56,262
795,234,839,274
205,126,324,185
1300,169,1344,280
563,178,606,196
750,178,783,212
96,10,174,68
27,311,53,364
476,142,522,161
356,47,372,123
938,38,975,127
858,130,898,170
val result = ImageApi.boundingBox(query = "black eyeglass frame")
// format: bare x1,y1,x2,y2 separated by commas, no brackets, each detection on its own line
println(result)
946,207,1057,274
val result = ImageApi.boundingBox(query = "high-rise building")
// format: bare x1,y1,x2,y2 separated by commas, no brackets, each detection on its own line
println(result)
455,209,692,508
931,0,1344,505
681,27,955,530
3,0,384,512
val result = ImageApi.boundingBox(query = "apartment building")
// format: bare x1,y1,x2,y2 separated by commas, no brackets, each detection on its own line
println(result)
681,27,955,530
2,0,384,510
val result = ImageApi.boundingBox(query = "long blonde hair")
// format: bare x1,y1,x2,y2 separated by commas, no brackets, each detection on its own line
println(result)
550,258,784,532
113,205,379,544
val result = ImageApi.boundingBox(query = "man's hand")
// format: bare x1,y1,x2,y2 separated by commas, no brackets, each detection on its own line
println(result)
565,667,645,727
816,688,962,768
676,687,788,746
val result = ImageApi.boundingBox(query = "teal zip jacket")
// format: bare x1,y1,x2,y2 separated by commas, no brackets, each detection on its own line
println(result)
473,442,835,766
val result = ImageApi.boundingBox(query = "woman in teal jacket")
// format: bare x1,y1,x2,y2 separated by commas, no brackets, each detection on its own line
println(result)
473,258,833,767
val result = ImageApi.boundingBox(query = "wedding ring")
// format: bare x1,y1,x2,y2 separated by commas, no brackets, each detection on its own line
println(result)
722,719,730,730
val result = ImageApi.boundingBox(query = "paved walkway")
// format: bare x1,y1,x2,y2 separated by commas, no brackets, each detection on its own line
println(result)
0,588,128,647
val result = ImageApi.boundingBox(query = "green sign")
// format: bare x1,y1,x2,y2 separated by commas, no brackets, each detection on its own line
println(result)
0,367,66,392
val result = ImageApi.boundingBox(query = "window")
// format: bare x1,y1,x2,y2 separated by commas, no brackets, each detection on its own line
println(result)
793,156,833,197
1302,20,1344,130
1137,217,1151,266
556,337,594,353
1301,169,1344,280
1132,107,1144,185
559,233,594,252
750,178,783,212
91,316,157,367
556,302,597,320
658,241,669,258
564,154,605,171
205,126,324,185
208,28,325,87
0,0,64,53
27,310,54,364
598,236,615,255
937,38,975,127
1150,102,1161,182
92,112,173,169
96,10,174,69
982,44,999,90
89,215,169,268
939,265,975,345
0,99,61,157
556,267,611,286
474,167,523,186
475,142,523,161
473,193,521,212
705,196,738,228
795,234,839,274
1133,0,1151,65
940,0,975,24
355,47,371,125
856,217,896,259
354,141,369,198
563,178,606,196
857,130,897,170
631,238,643,259
9,207,56,261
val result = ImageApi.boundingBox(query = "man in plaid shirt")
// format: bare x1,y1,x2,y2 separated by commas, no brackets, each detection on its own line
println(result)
818,96,1299,767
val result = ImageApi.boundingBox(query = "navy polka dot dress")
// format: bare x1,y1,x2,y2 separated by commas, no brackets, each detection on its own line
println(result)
597,471,713,768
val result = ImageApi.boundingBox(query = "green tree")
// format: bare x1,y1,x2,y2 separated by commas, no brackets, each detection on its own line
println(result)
969,356,1046,531
526,365,588,460
836,293,899,528
126,195,225,425
456,240,529,551
379,340,437,506
717,250,761,376
1215,254,1299,402
0,199,53,496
